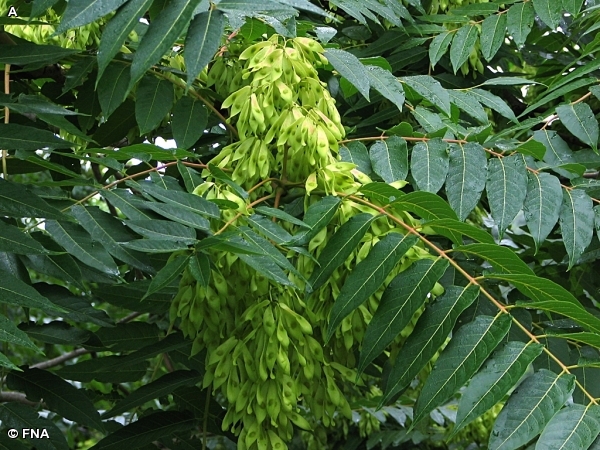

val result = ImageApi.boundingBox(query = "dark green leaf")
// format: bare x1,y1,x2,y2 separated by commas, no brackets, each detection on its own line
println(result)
469,89,518,123
487,273,600,334
135,76,174,134
359,182,404,205
453,341,544,433
289,196,342,246
307,213,376,294
449,90,489,124
507,2,534,48
536,405,600,450
533,0,562,30
247,214,293,244
55,0,128,34
0,222,48,255
71,206,154,273
366,65,405,111
20,321,91,345
445,142,487,221
31,0,60,17
7,367,105,431
402,75,451,116
97,62,131,118
146,202,211,231
393,191,459,224
172,97,208,149
410,138,449,193
102,370,201,419
534,130,577,179
63,56,96,94
556,102,599,150
208,163,248,199
560,188,594,270
254,206,310,228
383,284,479,403
456,243,532,275
0,271,64,313
414,314,511,424
45,220,119,276
97,0,155,79
40,284,113,327
90,411,196,450
340,142,372,175
122,239,191,253
144,254,189,299
189,252,211,287
480,13,507,61
0,403,68,450
96,322,160,351
450,25,478,74
130,0,203,87
0,42,78,66
0,352,20,371
102,189,157,220
325,48,370,100
523,172,562,251
0,314,40,352
327,232,418,342
0,123,73,150
126,219,197,243
429,31,453,68
184,9,225,87
369,136,409,183
56,355,150,383
489,370,575,450
360,259,449,374
486,154,528,237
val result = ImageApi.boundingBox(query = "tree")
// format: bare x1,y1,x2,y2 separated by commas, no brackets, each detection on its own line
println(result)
0,0,599,449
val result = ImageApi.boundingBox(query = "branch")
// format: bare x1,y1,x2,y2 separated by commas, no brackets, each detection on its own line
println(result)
0,391,38,406
30,348,90,370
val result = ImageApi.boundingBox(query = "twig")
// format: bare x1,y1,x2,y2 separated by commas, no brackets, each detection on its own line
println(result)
0,391,38,406
118,311,145,324
31,348,90,370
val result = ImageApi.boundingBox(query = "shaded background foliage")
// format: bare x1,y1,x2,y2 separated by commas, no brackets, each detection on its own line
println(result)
0,0,599,449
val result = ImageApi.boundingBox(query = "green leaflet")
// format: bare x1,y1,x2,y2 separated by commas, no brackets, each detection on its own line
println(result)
143,254,190,300
89,410,196,450
392,191,458,221
247,214,293,244
71,206,155,273
366,65,405,112
489,370,575,450
188,252,211,288
422,218,494,244
97,62,131,118
480,13,507,61
559,188,594,270
184,9,225,87
45,221,119,276
359,258,449,374
0,313,41,353
410,138,449,194
556,102,599,150
469,89,518,123
455,243,533,275
102,370,201,419
413,314,511,425
307,213,376,294
126,219,196,243
486,273,600,334
340,141,372,175
450,24,478,74
0,403,69,450
324,48,371,100
449,90,489,124
369,136,409,183
429,31,453,68
129,0,202,88
239,227,301,278
533,0,562,30
445,142,487,221
0,221,48,255
453,341,544,433
523,172,562,251
0,123,73,150
486,154,528,237
146,203,211,231
0,42,78,66
507,2,534,48
0,180,70,221
288,196,341,245
177,162,203,193
7,367,105,431
172,97,208,150
401,75,451,116
534,130,577,179
536,404,600,450
135,76,174,134
55,0,128,34
382,284,479,404
326,232,418,342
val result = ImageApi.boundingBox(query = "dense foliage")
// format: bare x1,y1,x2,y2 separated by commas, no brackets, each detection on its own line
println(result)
0,0,600,449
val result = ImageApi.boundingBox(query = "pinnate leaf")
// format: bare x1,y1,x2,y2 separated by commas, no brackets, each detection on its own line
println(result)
410,138,449,193
559,188,594,270
489,369,575,450
185,9,225,87
450,25,478,74
556,102,599,150
507,2,534,48
523,172,562,251
359,259,449,374
369,136,409,183
383,284,479,403
536,404,600,450
454,341,544,433
327,232,418,342
414,314,511,424
325,48,370,100
481,13,507,61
